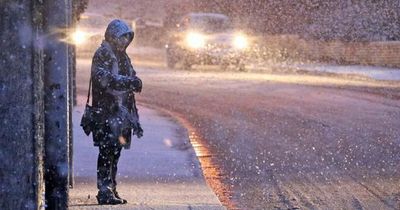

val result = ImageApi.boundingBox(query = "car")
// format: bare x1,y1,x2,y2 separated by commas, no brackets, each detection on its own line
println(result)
165,13,251,71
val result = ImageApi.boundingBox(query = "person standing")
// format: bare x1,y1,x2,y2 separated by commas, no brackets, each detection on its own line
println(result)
90,19,143,205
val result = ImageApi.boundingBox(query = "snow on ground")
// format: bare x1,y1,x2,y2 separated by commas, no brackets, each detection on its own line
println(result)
135,65,400,210
290,63,400,81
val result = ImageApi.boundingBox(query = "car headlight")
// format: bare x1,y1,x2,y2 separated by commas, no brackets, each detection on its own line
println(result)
233,34,248,50
72,30,88,45
186,32,206,49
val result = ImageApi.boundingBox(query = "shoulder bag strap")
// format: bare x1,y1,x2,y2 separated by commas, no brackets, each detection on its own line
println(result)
86,74,92,105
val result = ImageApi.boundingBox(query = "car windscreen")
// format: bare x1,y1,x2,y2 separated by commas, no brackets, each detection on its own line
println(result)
190,16,232,33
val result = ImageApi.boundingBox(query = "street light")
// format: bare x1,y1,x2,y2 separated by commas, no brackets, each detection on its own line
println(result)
72,29,88,45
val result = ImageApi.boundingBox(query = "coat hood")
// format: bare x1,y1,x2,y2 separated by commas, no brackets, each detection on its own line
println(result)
104,19,134,49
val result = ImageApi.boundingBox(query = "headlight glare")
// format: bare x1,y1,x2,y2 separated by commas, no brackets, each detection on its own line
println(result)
233,35,248,49
186,32,206,49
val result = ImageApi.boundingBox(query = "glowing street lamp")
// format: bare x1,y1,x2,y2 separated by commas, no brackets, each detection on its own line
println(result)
72,30,88,45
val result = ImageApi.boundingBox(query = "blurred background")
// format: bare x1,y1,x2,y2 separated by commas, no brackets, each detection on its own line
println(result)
75,0,400,69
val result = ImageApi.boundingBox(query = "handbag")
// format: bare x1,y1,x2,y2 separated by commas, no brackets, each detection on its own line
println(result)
80,74,100,136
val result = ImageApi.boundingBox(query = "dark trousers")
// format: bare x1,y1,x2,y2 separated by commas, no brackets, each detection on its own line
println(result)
97,144,122,192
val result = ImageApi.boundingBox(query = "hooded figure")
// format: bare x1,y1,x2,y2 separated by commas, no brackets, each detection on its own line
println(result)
91,19,142,205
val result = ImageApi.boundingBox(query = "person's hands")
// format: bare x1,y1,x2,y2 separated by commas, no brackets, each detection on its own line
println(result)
130,76,142,93
136,123,143,138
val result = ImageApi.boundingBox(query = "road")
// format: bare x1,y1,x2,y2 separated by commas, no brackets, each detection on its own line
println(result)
77,58,400,210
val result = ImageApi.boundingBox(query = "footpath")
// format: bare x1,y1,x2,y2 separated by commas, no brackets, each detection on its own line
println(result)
69,105,226,210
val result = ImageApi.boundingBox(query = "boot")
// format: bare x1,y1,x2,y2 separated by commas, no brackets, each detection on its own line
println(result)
113,188,127,204
96,189,125,205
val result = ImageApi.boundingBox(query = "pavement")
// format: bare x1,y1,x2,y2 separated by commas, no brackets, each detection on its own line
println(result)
69,105,226,210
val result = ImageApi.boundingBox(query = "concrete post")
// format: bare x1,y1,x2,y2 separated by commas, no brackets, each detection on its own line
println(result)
1,0,74,209
43,0,71,208
0,0,46,209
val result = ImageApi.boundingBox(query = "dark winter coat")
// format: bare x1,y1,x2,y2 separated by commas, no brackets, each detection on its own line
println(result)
91,19,142,149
